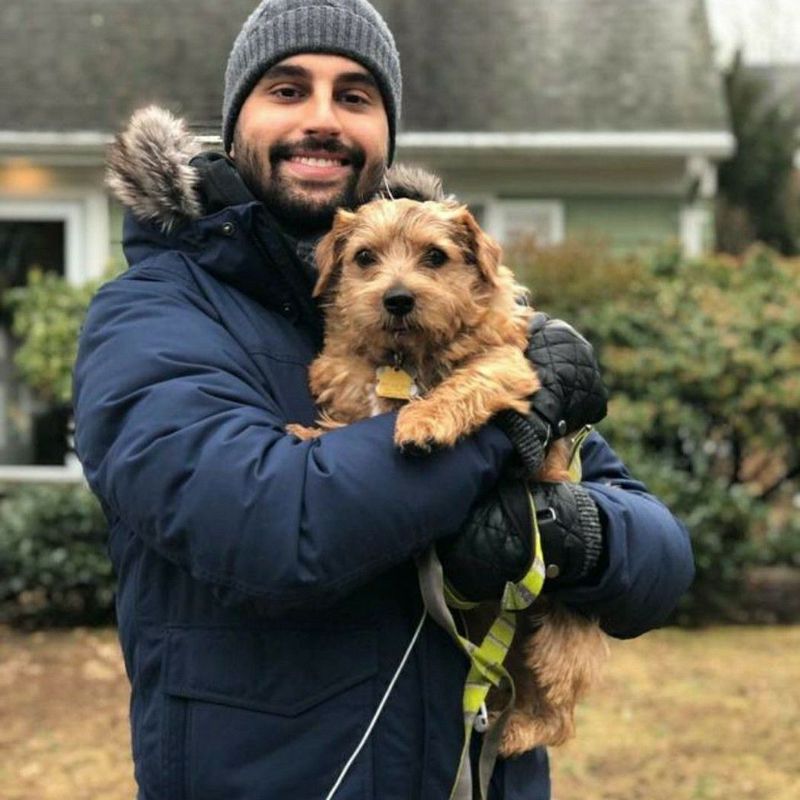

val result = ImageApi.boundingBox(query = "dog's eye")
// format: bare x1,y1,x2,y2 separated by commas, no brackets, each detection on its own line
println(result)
355,249,377,268
424,247,448,268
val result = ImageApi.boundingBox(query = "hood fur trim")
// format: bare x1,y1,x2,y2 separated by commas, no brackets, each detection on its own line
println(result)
106,106,203,233
106,106,452,233
378,164,452,203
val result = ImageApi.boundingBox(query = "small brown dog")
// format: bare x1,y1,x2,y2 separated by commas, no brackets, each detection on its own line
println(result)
288,172,608,756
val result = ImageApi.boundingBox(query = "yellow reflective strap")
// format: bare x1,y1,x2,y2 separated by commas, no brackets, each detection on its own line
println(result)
443,580,479,610
417,463,561,800
567,424,593,483
463,681,490,713
501,491,546,612
488,613,516,648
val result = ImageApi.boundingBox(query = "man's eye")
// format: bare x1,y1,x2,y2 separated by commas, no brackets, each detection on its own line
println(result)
424,247,448,268
271,86,302,99
355,249,377,268
341,92,369,106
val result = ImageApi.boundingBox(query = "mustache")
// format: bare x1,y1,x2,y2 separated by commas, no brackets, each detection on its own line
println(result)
270,137,367,170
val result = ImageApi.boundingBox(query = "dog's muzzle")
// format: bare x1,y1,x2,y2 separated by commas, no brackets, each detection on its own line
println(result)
383,286,416,317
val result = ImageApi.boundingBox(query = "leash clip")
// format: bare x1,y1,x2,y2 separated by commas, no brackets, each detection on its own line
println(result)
474,702,489,733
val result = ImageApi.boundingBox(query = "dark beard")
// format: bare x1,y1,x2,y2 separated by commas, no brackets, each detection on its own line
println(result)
233,133,386,236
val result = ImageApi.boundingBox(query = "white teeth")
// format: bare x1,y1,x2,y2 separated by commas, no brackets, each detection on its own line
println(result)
291,156,345,167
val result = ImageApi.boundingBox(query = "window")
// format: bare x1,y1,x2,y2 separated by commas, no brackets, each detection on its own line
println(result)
0,203,81,473
489,200,565,248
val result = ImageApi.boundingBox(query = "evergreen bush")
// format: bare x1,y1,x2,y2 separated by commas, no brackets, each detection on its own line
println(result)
0,484,114,626
510,239,800,622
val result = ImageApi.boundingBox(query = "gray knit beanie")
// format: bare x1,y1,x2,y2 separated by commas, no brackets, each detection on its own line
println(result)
223,0,402,163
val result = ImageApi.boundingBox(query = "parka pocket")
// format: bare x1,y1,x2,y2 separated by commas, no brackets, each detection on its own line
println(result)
162,625,378,800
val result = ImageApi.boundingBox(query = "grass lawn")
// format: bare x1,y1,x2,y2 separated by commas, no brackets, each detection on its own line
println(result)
0,625,798,799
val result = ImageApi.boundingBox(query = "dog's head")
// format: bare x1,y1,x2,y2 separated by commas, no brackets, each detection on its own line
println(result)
314,199,505,356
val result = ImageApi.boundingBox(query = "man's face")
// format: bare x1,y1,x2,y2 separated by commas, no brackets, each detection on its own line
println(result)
232,54,390,234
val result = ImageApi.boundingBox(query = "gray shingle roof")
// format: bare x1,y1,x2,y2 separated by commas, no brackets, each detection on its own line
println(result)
0,0,728,135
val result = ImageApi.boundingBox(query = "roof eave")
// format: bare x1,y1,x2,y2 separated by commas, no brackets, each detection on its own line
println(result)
0,131,113,165
0,130,736,167
397,131,735,159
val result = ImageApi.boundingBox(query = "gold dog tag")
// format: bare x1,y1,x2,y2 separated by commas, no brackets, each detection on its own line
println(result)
376,366,418,400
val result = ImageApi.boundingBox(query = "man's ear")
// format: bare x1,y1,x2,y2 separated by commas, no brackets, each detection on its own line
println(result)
313,209,357,298
452,205,502,286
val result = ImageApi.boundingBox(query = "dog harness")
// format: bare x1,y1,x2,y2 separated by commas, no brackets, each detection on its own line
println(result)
326,415,592,800
417,426,591,800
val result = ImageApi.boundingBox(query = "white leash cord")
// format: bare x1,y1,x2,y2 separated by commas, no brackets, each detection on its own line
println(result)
324,608,428,800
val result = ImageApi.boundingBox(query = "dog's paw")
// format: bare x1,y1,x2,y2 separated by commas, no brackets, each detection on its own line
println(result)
286,423,324,441
499,710,542,757
396,437,437,457
394,403,456,452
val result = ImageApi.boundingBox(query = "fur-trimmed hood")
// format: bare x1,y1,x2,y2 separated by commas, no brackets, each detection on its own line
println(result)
106,106,449,234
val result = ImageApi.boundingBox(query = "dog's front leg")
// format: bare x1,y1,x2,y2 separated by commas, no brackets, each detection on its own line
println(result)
394,345,539,451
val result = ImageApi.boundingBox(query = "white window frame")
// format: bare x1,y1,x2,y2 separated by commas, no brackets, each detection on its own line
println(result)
0,194,107,481
454,195,566,248
487,200,566,247
0,192,109,285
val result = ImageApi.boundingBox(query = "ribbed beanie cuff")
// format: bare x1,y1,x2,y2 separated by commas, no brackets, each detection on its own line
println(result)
223,0,401,162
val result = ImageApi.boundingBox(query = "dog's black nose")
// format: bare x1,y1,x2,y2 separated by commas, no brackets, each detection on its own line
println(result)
383,287,416,317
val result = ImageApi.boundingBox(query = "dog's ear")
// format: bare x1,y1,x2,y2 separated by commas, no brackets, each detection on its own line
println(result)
313,209,357,298
452,206,502,286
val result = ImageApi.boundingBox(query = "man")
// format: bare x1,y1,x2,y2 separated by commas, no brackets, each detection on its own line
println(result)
73,1,694,798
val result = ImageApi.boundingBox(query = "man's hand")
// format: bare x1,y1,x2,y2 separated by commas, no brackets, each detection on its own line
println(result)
438,476,605,602
497,313,608,474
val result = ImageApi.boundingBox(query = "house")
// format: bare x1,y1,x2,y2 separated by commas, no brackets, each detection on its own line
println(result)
0,0,732,477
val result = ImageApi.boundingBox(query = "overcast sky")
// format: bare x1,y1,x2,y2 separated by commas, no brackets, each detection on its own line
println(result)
706,0,800,66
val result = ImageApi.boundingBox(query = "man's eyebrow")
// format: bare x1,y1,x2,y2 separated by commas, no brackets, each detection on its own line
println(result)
336,72,378,90
261,64,311,81
260,64,378,90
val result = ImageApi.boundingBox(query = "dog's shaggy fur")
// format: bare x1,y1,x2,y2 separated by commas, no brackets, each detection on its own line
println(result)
290,192,609,756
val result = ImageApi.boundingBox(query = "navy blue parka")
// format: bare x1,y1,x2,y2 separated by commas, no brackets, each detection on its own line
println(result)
73,111,694,800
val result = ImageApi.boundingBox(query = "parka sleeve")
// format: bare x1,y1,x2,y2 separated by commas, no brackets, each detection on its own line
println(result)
73,266,513,612
552,432,695,639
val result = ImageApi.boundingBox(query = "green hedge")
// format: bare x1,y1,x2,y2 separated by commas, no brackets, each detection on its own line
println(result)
2,247,799,625
0,484,115,626
509,239,800,622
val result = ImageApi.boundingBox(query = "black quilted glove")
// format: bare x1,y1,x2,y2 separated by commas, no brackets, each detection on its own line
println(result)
497,313,608,474
438,477,605,602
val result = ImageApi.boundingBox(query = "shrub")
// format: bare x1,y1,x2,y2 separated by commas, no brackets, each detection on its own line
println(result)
509,239,800,622
4,268,105,405
0,484,115,626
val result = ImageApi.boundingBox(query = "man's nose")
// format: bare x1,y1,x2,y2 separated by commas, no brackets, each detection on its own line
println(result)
303,94,343,138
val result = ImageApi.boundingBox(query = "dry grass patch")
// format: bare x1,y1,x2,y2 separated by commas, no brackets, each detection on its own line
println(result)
551,627,800,799
0,625,798,799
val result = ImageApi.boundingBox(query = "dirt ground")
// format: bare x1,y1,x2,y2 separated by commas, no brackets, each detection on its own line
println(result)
0,625,798,800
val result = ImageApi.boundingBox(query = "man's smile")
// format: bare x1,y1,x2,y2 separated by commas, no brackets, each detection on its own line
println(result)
281,151,354,182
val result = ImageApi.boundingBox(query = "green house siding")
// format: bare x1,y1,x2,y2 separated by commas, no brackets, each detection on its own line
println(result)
565,197,681,253
109,199,127,271
106,193,704,264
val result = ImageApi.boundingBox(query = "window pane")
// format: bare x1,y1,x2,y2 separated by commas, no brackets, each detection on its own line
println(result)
0,220,64,288
498,201,564,247
0,219,67,466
